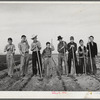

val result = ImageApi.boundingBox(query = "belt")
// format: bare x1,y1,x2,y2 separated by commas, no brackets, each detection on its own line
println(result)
33,51,40,52
22,51,29,54
45,56,51,58
59,53,64,55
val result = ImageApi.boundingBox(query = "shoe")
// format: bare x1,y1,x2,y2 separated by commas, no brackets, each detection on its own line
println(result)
33,74,37,77
50,75,53,78
23,74,25,77
58,76,61,80
22,77,27,79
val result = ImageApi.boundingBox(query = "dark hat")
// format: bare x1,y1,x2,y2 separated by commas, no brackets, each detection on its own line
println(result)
57,36,63,40
70,36,74,40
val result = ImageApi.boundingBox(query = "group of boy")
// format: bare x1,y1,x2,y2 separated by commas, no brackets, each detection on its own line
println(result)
4,34,98,78
4,34,54,78
57,35,98,76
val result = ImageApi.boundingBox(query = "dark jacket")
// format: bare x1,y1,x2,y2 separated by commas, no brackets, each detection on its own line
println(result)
87,42,98,57
57,41,67,54
67,42,77,54
78,46,87,58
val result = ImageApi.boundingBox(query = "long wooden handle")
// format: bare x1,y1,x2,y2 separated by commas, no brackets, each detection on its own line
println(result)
36,45,42,78
83,47,86,74
72,47,76,75
88,43,93,72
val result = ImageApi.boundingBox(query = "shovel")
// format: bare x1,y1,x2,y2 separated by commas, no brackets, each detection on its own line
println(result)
36,45,43,81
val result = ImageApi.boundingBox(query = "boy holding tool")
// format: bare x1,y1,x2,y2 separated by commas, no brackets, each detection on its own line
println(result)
18,35,30,77
67,36,78,75
42,41,55,79
4,38,16,78
78,39,87,74
31,34,42,77
57,36,68,75
87,36,98,75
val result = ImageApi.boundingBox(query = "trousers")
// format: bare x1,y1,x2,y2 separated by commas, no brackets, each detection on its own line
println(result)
87,57,97,74
79,58,87,74
43,57,53,78
32,51,42,75
20,53,30,76
6,54,15,76
58,53,67,75
67,53,78,74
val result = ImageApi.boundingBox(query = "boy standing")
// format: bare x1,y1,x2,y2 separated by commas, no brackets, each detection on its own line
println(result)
57,36,67,75
87,36,98,75
31,34,42,77
18,35,30,77
42,42,55,79
4,38,16,78
78,39,87,74
67,36,78,75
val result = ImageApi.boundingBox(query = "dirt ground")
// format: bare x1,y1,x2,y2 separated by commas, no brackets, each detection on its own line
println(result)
0,55,100,91
22,55,100,91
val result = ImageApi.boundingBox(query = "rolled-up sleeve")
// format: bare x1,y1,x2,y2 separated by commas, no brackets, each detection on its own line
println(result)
18,43,22,54
37,41,42,50
4,45,7,52
51,45,55,51
31,43,36,51
13,45,16,51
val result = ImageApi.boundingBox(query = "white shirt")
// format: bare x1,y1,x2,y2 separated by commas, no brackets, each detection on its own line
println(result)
4,44,16,55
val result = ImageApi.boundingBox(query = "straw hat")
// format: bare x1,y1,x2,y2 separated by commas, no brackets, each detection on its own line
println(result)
31,34,37,39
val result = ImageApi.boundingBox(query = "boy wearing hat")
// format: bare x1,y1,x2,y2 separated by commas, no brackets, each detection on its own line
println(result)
57,36,67,75
31,34,42,76
87,36,98,75
18,35,30,77
42,42,55,79
4,38,16,78
67,36,78,75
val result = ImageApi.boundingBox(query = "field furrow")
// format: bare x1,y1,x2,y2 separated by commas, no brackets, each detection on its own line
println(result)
0,54,100,91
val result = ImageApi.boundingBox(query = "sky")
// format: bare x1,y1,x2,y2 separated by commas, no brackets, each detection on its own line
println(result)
0,2,100,54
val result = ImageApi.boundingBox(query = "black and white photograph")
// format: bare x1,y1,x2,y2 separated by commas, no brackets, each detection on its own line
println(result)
0,1,100,98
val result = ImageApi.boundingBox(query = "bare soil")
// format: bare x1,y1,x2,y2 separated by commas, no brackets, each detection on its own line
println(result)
0,55,100,91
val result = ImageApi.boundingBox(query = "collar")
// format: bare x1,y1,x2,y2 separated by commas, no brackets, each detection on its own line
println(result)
33,40,38,43
46,47,50,49
21,40,26,43
80,45,84,47
70,42,74,44
8,44,12,45
91,42,94,44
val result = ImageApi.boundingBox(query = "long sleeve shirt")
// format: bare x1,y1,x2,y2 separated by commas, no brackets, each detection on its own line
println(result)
4,44,16,55
87,42,98,57
42,45,54,58
31,40,41,52
57,41,67,54
67,42,77,54
18,41,30,54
